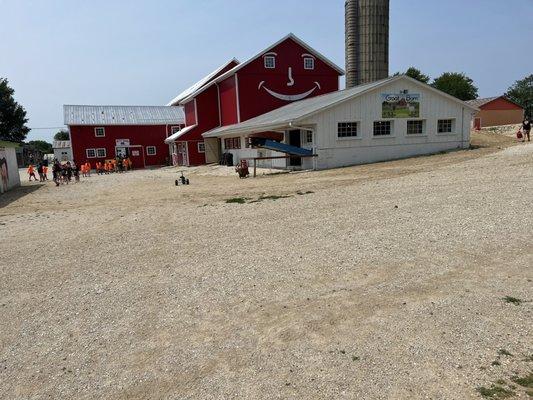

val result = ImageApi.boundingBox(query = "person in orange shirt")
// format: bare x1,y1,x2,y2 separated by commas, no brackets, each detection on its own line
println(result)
27,164,38,181
42,165,49,180
86,162,91,177
122,158,128,172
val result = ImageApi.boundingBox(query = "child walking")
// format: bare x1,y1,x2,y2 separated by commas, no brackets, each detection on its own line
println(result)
27,164,38,181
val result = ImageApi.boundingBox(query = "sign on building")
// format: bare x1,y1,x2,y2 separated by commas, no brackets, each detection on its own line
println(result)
116,139,130,146
381,93,420,118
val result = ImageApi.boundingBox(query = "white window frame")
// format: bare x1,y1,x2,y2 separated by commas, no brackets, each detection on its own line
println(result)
305,131,313,144
373,120,394,137
304,57,315,70
197,142,205,153
437,118,456,135
337,121,360,139
264,56,276,69
94,127,105,137
146,146,157,156
96,148,106,158
406,119,426,136
86,148,96,158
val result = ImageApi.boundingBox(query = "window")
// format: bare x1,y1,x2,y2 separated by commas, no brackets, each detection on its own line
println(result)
305,131,313,143
197,142,205,153
373,121,392,136
438,119,454,133
264,56,275,69
146,146,156,156
407,120,424,135
86,148,96,158
304,57,315,70
94,127,105,137
170,126,181,135
224,137,241,149
338,122,359,138
96,148,106,158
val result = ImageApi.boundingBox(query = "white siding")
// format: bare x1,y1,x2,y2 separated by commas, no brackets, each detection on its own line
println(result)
300,80,472,169
0,146,21,193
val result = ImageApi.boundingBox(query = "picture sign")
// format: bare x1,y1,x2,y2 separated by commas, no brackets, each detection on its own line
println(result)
381,93,420,118
116,139,130,146
131,150,139,156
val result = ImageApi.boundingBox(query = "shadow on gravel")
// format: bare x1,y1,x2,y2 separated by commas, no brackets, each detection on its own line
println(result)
0,184,43,209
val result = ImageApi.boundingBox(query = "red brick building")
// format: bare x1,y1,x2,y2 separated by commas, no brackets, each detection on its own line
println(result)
64,105,184,168
165,33,344,166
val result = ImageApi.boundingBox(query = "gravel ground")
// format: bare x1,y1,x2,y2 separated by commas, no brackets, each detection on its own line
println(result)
0,136,531,399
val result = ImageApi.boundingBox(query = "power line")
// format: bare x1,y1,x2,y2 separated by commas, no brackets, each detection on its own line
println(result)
29,127,66,130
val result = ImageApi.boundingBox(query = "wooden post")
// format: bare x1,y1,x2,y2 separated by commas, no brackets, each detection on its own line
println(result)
253,158,257,178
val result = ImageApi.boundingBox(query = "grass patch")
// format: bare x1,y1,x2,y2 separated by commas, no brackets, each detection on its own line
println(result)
503,296,523,306
491,360,501,366
476,384,515,399
352,355,360,362
249,194,292,203
511,373,533,388
498,349,513,357
225,197,248,204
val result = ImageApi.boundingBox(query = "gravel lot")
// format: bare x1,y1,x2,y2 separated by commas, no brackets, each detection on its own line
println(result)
1,135,531,399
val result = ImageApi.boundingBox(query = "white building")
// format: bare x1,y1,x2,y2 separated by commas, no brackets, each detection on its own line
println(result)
53,140,73,162
0,141,21,194
203,75,479,170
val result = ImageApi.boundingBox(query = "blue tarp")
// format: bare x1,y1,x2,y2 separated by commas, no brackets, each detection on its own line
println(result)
253,139,313,156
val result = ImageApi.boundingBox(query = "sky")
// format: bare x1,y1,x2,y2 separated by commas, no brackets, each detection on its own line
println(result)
1,0,532,142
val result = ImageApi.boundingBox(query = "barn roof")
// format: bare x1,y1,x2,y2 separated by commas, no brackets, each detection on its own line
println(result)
466,96,524,109
203,75,479,138
53,140,71,149
166,59,239,106
64,105,185,126
174,33,345,106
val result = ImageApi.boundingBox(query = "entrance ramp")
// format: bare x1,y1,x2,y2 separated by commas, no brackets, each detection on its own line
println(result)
252,138,313,156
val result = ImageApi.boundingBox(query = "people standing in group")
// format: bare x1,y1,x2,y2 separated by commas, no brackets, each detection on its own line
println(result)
521,116,531,142
27,164,38,181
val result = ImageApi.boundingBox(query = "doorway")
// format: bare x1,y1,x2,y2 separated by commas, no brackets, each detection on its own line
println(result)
115,145,145,168
288,130,301,166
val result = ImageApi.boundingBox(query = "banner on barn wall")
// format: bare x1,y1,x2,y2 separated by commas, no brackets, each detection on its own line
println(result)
381,93,420,118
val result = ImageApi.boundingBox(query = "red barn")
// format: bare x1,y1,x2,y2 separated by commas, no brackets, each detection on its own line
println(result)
466,96,524,129
64,105,184,168
165,33,344,166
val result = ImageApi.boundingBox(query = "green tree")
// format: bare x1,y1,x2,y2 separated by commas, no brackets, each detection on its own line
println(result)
54,129,70,141
392,67,430,84
431,72,478,101
0,78,30,142
505,74,533,116
27,140,53,154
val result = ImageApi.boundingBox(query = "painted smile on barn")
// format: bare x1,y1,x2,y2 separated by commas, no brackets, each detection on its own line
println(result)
258,67,321,102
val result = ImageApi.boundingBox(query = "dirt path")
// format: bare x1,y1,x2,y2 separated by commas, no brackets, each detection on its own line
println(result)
0,135,531,399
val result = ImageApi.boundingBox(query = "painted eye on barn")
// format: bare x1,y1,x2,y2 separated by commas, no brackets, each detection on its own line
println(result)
264,53,276,69
302,54,315,70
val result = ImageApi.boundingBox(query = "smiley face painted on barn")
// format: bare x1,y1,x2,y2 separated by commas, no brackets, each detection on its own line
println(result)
257,52,322,101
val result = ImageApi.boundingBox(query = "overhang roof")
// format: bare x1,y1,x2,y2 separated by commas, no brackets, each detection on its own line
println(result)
166,58,239,106
64,105,185,126
164,125,197,143
177,33,345,105
203,75,479,138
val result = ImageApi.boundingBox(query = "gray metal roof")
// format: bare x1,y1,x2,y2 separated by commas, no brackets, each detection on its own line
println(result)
465,97,499,108
203,75,479,138
53,140,70,149
167,59,239,106
466,96,523,109
64,105,185,126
